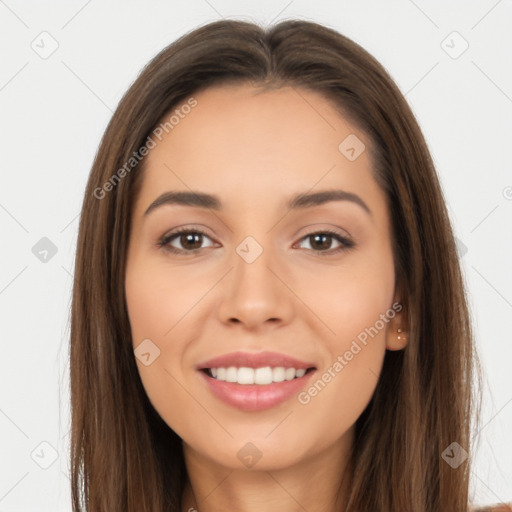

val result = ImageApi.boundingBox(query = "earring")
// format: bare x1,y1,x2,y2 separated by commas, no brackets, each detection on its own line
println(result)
397,328,405,340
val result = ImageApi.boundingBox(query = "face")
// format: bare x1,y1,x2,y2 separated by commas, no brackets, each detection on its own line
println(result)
125,83,406,471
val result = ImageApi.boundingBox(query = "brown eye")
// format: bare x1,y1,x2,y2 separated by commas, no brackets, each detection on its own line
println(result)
158,228,354,256
159,229,214,253
296,230,354,255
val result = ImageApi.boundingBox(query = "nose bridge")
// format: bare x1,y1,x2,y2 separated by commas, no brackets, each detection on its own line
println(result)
217,231,293,327
232,232,279,300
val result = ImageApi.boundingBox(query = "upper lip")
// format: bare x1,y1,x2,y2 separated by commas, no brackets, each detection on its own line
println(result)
197,351,317,370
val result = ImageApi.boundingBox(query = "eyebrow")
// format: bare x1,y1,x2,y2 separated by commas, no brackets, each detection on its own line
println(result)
143,189,372,217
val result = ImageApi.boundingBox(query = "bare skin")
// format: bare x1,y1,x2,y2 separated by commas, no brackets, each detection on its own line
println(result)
125,83,409,512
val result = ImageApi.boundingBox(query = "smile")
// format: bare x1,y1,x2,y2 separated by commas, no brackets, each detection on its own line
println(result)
199,366,316,411
205,366,312,385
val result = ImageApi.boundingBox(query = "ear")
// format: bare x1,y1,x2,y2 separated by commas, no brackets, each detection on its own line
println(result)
385,289,409,351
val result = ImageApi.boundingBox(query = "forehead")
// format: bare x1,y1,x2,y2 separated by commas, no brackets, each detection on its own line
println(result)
133,83,386,219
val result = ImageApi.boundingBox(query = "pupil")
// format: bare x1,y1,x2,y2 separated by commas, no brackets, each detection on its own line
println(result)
182,233,202,249
311,234,330,250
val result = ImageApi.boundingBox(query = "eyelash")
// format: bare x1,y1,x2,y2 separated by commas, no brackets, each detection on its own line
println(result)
157,227,355,256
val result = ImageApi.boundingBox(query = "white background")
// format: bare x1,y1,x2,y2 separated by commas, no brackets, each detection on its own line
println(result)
0,1,511,510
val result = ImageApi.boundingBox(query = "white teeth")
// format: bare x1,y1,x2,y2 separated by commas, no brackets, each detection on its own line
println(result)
254,367,273,385
285,368,296,381
272,366,285,382
208,366,309,384
226,366,237,382
237,367,254,384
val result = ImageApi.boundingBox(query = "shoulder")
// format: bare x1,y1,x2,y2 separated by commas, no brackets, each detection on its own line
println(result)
471,504,512,512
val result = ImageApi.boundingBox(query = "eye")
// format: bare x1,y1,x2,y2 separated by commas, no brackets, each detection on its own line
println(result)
158,227,354,256
158,227,215,254
295,229,354,256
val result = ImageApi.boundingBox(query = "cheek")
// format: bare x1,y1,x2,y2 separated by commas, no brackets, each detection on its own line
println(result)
124,252,212,410
125,256,195,435
291,286,391,459
294,249,394,420
125,253,202,346
299,247,395,348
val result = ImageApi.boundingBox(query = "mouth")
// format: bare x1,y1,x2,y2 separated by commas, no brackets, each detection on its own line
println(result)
201,366,316,385
196,351,318,411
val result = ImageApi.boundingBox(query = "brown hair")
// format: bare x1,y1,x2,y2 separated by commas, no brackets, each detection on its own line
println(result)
70,18,482,511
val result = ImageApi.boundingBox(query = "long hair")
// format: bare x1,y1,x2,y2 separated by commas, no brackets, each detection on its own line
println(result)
70,18,482,511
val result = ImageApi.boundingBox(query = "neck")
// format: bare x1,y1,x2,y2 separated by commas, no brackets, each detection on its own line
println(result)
181,428,354,512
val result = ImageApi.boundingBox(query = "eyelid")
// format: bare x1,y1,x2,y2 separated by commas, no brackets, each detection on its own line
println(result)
158,226,216,252
292,228,354,256
158,225,354,255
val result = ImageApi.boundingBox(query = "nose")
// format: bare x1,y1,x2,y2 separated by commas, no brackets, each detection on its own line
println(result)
216,238,295,331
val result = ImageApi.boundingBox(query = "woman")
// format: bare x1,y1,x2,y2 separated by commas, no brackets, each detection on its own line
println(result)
69,18,509,511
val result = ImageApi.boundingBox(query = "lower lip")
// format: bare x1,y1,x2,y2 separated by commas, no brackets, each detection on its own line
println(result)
198,370,316,411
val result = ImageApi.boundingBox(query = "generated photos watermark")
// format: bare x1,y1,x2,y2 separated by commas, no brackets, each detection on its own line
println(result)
297,301,403,405
93,96,197,200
